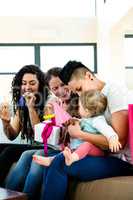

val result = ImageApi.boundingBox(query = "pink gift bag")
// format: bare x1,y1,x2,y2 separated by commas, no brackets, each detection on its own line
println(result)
128,104,133,162
52,102,71,126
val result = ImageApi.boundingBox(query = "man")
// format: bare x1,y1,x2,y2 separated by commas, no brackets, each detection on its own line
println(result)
59,60,128,151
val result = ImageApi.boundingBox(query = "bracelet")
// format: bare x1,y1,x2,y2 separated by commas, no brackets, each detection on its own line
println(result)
43,114,55,120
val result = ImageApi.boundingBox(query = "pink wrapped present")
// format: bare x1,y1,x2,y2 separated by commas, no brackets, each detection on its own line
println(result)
34,102,71,155
34,118,60,155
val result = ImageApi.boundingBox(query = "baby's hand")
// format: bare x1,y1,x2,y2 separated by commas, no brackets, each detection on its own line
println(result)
109,135,122,152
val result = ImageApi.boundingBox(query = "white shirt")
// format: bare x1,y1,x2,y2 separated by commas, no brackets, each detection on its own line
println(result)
102,81,132,164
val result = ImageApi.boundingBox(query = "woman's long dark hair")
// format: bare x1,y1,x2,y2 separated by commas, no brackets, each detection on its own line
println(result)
12,64,49,143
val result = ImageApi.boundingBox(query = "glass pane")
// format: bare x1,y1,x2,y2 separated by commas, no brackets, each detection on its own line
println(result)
0,75,14,102
41,45,95,72
0,46,34,73
124,38,133,67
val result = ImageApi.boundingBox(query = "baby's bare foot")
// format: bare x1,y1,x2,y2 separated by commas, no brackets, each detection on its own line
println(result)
33,155,53,166
63,147,73,166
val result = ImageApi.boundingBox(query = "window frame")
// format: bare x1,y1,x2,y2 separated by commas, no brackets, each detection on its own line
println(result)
124,34,133,69
0,43,97,74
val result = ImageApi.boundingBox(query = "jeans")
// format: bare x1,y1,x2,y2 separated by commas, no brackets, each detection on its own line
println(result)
42,153,133,200
5,149,37,189
0,143,43,185
6,148,60,200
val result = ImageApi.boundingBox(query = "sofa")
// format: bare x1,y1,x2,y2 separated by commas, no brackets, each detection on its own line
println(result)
4,161,133,200
68,176,133,200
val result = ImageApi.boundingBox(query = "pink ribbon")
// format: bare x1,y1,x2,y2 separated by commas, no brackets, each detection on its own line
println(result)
41,117,57,156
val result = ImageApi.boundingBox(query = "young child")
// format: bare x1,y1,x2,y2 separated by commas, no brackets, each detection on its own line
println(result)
33,90,121,166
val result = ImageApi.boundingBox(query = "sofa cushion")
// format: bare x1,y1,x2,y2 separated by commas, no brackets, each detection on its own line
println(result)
69,176,133,200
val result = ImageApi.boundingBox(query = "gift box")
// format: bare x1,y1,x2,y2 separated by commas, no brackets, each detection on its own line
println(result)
34,102,71,155
34,120,60,146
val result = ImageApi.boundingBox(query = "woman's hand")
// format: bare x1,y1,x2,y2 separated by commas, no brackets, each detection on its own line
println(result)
23,92,41,126
0,102,11,122
23,92,36,108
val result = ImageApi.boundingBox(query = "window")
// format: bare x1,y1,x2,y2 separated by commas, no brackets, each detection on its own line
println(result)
40,44,97,72
0,46,34,73
124,35,133,89
124,35,133,68
0,43,97,96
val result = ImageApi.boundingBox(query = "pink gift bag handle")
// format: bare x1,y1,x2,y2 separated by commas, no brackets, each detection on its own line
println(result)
128,104,133,162
51,102,71,126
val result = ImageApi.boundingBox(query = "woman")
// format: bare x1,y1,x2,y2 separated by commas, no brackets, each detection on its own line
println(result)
5,67,79,200
41,61,133,200
0,64,48,185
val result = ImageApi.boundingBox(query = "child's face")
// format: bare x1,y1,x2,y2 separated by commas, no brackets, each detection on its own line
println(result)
78,101,90,118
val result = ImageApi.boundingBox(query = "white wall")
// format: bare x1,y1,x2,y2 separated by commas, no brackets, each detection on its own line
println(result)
0,16,97,43
96,1,133,89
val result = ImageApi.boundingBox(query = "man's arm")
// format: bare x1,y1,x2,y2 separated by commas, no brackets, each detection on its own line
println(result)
68,122,109,149
68,110,128,149
111,110,128,147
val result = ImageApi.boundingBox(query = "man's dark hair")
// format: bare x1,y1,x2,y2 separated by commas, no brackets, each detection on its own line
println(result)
59,61,92,85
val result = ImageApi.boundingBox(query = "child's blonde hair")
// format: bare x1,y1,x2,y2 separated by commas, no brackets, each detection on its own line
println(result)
80,90,107,117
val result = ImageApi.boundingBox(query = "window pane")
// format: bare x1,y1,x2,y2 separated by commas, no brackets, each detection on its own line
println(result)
41,45,96,72
124,37,133,67
0,75,14,102
0,46,34,73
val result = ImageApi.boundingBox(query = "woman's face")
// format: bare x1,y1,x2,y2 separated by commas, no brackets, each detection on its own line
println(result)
48,76,71,101
21,73,39,95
